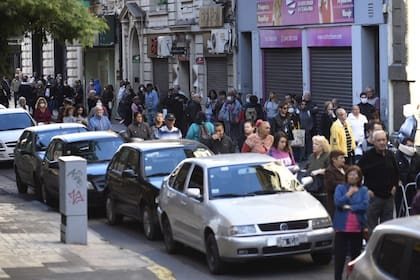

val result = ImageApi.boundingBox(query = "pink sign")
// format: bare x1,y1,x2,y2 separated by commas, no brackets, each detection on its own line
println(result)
260,29,302,48
307,26,351,46
257,0,354,27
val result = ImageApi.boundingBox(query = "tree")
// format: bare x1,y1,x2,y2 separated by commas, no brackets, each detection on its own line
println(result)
0,0,108,73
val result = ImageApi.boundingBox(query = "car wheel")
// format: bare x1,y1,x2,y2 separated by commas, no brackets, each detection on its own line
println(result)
311,251,333,265
15,168,28,194
162,216,179,254
142,205,158,240
41,182,52,206
205,233,225,274
106,195,123,225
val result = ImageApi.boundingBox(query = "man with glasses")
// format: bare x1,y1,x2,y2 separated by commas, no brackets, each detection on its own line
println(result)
272,102,294,142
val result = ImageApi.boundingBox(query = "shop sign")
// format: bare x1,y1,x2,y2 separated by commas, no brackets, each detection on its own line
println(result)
259,29,302,48
257,0,354,27
306,26,351,47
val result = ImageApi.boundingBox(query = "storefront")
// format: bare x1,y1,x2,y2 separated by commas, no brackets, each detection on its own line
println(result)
206,57,228,94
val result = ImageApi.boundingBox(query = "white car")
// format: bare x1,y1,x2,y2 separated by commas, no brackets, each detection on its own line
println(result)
0,108,36,161
347,216,420,280
158,153,334,274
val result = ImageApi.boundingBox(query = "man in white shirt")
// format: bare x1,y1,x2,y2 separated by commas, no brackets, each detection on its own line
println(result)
347,105,368,145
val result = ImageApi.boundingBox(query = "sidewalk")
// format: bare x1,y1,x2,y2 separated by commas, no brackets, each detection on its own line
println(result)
0,177,174,280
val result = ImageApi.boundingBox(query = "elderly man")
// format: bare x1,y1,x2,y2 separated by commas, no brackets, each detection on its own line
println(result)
330,108,356,165
88,105,112,131
357,130,399,234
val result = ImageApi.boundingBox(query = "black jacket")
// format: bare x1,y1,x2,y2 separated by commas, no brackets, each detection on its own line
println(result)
206,135,235,154
395,150,420,186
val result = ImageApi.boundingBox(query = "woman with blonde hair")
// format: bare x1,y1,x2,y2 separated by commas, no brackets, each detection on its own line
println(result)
241,119,274,154
303,135,331,204
33,97,51,124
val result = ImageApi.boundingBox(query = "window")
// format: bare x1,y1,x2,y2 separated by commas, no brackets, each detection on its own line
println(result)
188,165,204,194
17,131,32,153
150,0,167,12
144,148,186,177
406,239,420,280
66,138,123,162
374,234,406,278
169,163,191,192
110,148,131,172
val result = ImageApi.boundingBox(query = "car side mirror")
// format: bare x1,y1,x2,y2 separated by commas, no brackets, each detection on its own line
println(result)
186,188,202,200
122,169,137,179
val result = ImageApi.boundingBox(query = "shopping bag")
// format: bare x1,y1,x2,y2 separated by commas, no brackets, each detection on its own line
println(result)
290,129,305,147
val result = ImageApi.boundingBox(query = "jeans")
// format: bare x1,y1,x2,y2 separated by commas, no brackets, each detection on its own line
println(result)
367,195,394,234
334,232,363,280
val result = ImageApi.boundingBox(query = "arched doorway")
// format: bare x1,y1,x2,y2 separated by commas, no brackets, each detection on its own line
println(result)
130,28,141,89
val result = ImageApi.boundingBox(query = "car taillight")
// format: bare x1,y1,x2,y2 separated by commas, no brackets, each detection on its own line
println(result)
347,259,356,278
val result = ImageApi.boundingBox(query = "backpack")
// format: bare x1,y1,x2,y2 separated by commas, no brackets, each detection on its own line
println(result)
199,124,211,143
245,107,257,123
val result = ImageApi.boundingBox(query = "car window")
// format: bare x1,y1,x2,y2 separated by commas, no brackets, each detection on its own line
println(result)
168,162,192,192
188,165,204,195
144,148,187,177
374,234,406,278
406,238,420,280
207,161,303,199
126,149,139,173
110,148,131,172
0,112,33,131
65,138,123,162
17,131,32,152
36,127,87,151
50,142,64,161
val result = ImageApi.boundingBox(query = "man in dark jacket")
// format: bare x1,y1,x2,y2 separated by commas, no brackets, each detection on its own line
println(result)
357,92,376,120
357,130,399,234
205,122,235,154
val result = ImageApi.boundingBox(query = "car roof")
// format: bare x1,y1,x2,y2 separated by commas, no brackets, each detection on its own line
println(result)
51,131,121,142
374,216,420,237
181,153,274,168
0,108,31,115
118,139,209,152
23,123,86,132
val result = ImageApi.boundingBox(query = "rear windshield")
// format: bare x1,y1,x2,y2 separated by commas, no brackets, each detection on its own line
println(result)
65,138,123,162
0,113,33,131
36,127,87,151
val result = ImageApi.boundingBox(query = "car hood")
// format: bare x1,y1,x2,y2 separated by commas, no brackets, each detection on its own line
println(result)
86,162,109,176
0,129,24,141
210,191,328,225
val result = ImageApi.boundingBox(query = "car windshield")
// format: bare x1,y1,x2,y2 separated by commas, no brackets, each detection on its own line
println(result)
35,127,87,151
208,161,304,200
144,148,190,177
65,138,123,162
0,113,32,131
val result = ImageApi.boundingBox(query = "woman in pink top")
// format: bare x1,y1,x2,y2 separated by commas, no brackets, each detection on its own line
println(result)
241,120,274,154
268,131,299,173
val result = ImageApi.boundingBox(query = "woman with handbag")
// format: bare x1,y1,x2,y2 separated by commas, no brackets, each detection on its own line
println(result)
333,165,368,280
304,135,331,205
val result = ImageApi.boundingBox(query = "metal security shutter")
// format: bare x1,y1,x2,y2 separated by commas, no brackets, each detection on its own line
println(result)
310,47,352,111
264,49,303,99
207,58,228,93
153,59,169,98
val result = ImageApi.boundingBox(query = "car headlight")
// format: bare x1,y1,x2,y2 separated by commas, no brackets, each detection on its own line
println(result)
87,181,95,190
312,217,332,229
229,225,257,236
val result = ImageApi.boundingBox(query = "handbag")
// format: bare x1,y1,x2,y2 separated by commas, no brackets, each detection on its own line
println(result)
290,126,305,147
305,174,324,193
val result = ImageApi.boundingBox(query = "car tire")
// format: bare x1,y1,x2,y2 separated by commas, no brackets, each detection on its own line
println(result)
162,216,179,254
205,233,225,274
311,251,333,265
15,168,28,194
106,195,123,225
142,205,158,240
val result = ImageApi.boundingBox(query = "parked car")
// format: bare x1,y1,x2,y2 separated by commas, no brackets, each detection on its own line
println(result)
347,216,420,280
105,139,213,240
40,131,124,209
158,153,334,274
14,123,88,196
0,108,36,161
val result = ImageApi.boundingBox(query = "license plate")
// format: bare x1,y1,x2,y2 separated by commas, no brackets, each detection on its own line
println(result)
277,235,300,247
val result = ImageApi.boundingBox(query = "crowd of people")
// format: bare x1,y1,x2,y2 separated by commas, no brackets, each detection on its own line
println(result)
2,72,420,279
